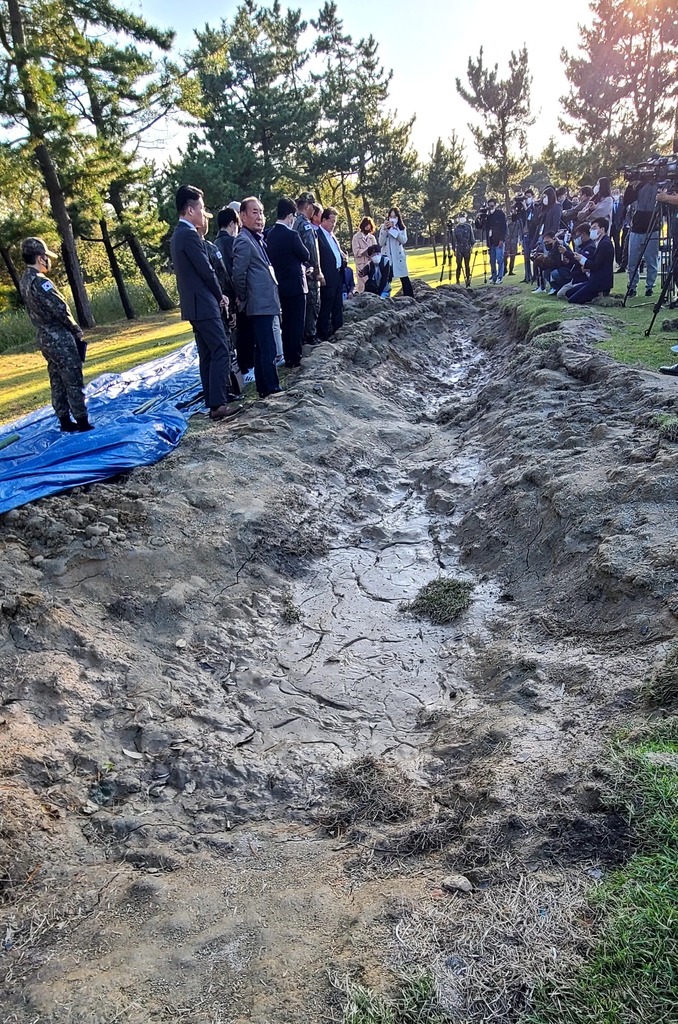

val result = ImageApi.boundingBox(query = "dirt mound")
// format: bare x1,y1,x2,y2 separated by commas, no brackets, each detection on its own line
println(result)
1,286,674,1022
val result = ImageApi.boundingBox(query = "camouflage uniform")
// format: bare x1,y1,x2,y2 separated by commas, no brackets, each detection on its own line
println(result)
294,211,321,342
19,266,87,422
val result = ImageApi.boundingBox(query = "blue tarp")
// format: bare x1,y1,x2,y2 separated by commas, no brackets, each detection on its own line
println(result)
0,342,204,514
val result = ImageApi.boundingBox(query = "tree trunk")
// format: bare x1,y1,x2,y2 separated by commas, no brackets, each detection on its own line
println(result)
0,242,23,304
108,185,174,311
100,218,135,320
429,224,438,265
7,0,95,327
339,174,353,237
362,195,371,218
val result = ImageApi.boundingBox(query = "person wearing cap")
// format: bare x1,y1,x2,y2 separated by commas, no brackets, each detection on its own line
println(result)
294,192,323,345
19,237,93,433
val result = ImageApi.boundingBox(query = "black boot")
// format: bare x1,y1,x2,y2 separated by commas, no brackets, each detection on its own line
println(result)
59,416,78,432
76,416,94,432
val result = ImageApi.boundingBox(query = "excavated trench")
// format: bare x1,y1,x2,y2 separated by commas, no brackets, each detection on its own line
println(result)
1,285,678,1023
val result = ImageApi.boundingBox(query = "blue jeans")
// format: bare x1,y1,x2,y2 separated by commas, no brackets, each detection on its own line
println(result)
489,244,505,282
628,231,659,292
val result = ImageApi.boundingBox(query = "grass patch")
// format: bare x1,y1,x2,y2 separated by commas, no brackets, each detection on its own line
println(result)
337,972,451,1024
280,589,301,624
642,645,678,707
401,577,474,625
527,727,678,1024
652,413,678,443
319,756,414,833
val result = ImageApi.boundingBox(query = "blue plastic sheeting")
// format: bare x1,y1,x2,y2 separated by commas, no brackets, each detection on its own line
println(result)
0,341,205,514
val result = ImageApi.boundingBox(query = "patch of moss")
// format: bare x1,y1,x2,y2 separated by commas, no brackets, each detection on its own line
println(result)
643,645,678,707
652,414,678,443
401,577,474,625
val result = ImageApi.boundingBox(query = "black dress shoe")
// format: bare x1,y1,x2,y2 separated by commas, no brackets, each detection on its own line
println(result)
646,288,654,297
659,364,678,376
210,404,244,420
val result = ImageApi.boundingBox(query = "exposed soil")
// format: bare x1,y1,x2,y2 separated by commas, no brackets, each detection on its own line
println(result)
1,285,677,1023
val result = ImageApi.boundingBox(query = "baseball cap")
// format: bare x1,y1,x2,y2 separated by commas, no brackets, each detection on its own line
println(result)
21,237,58,262
227,201,241,212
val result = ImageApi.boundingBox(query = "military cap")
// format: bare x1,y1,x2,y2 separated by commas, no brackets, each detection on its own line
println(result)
21,237,59,262
297,192,315,205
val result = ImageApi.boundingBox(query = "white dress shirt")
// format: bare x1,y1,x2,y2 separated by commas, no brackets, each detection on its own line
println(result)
320,225,342,269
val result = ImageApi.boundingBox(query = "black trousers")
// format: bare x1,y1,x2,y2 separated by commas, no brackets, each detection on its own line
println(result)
280,293,306,366
250,314,280,397
399,276,414,297
611,225,623,264
191,317,230,410
318,280,344,340
455,253,470,284
234,309,255,373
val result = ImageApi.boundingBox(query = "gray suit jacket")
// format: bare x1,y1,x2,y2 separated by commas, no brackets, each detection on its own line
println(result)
232,228,280,316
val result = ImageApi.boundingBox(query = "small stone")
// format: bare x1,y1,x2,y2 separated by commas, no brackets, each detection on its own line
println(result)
175,639,187,649
3,509,20,522
312,383,325,397
31,555,45,566
85,524,108,538
442,873,473,894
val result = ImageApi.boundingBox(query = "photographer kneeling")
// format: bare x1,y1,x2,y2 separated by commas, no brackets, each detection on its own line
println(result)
555,223,596,299
566,217,614,304
358,244,392,297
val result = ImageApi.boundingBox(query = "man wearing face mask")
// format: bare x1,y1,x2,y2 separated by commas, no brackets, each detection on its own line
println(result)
452,212,475,287
485,198,507,283
610,187,625,267
567,217,614,304
555,223,596,298
359,244,391,296
19,237,93,433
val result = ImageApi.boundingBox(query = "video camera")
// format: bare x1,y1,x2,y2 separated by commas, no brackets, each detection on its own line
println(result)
619,155,678,185
512,194,527,215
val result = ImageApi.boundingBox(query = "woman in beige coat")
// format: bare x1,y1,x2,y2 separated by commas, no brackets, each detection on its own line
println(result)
352,217,377,293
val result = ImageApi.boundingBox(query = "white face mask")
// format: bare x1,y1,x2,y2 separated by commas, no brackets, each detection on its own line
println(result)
526,196,533,205
372,254,381,264
389,216,398,224
593,184,600,195
612,193,620,200
590,227,600,240
543,196,549,206
458,217,466,224
488,206,495,213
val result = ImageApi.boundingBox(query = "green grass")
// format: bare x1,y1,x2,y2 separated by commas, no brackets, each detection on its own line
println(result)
0,312,193,425
400,577,475,624
339,972,450,1024
527,728,678,1024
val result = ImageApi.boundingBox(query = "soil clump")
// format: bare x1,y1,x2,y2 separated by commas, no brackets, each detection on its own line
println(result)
1,285,676,1022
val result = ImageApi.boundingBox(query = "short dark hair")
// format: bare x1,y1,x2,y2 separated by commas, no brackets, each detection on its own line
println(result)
574,222,591,236
525,189,534,196
366,244,381,256
543,231,556,240
176,184,203,215
591,216,609,232
487,197,497,204
321,206,338,221
579,185,594,198
277,197,297,220
217,207,239,230
556,187,568,198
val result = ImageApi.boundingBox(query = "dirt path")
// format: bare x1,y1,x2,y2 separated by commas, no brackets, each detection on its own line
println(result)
1,287,677,1023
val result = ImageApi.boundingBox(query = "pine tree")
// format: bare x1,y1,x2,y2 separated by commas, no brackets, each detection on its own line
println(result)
560,0,678,167
456,46,534,210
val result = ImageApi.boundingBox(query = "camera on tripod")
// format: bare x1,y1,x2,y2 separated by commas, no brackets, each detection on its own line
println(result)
475,206,488,231
512,194,526,215
619,156,678,185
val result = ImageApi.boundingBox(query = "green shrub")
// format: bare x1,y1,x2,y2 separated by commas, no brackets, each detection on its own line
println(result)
0,308,36,353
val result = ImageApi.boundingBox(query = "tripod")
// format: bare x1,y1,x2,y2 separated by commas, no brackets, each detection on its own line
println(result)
469,242,488,285
439,230,455,284
644,248,678,336
623,202,664,306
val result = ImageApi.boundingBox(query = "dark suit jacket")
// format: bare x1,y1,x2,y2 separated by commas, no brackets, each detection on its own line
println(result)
215,230,235,276
317,227,345,291
170,220,223,322
265,223,310,298
584,234,614,293
611,201,625,233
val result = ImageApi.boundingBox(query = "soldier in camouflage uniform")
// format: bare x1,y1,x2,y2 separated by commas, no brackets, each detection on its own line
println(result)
294,193,323,345
19,237,93,432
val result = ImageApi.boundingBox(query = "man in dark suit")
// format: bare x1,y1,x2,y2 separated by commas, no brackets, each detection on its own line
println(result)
266,198,309,368
317,207,346,341
232,196,282,398
610,187,625,267
567,217,615,304
170,185,241,421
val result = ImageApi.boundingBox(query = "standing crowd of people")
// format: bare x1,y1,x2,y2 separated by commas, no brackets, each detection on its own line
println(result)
170,186,414,419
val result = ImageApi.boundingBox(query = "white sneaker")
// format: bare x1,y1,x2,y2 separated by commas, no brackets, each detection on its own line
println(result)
548,288,557,295
532,286,543,293
242,369,255,384
274,354,285,366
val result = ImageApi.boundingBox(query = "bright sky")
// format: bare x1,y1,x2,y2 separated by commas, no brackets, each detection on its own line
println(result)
135,0,592,168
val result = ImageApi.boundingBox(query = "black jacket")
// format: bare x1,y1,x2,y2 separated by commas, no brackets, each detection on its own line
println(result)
317,227,346,291
265,223,310,298
170,220,223,322
583,234,614,293
485,209,507,245
215,230,235,276
360,256,392,294
561,239,597,284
